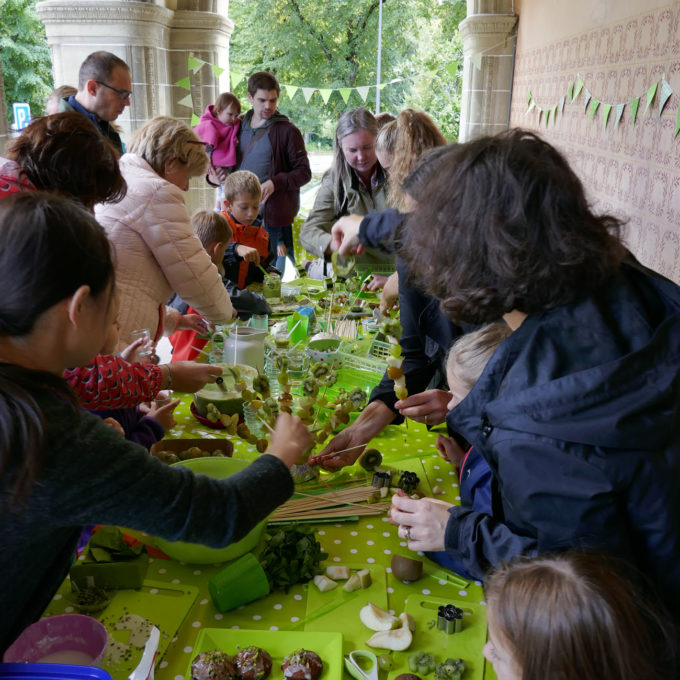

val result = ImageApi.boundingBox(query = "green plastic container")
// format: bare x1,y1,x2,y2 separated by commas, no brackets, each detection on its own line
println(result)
154,458,268,564
208,552,270,612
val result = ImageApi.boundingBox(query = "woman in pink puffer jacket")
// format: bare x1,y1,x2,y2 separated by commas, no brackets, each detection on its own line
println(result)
96,117,233,352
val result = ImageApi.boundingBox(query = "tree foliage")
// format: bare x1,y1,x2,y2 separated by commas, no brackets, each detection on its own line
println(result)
229,0,466,141
0,0,53,124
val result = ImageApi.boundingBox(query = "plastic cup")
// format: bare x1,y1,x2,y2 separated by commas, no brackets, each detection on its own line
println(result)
208,552,270,612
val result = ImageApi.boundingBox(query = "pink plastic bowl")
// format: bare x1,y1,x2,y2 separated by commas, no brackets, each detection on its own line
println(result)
3,614,108,666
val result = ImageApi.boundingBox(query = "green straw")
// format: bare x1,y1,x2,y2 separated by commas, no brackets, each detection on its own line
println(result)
257,264,272,280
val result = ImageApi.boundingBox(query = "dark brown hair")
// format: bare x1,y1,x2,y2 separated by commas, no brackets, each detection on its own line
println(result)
215,92,241,114
78,51,129,90
247,71,280,96
485,552,678,680
0,193,115,510
400,130,626,324
6,112,127,208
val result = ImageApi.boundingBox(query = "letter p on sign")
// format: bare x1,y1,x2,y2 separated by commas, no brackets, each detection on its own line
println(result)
13,103,31,131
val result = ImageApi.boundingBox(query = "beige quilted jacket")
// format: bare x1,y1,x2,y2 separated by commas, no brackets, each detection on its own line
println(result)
96,154,232,352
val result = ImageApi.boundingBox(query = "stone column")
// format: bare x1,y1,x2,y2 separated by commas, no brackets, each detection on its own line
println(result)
36,0,233,211
458,0,517,142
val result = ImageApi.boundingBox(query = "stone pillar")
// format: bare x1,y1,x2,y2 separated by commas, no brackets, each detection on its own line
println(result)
36,0,233,211
458,0,517,142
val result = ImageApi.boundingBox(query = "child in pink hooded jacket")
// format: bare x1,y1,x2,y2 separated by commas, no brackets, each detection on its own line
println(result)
194,92,241,175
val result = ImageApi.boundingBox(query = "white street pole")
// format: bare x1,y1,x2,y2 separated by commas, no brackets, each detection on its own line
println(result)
376,0,383,114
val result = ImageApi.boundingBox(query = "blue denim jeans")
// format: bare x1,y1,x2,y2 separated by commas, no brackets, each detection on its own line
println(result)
265,224,295,273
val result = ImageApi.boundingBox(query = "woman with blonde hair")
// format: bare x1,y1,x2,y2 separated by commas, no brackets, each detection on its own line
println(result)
96,116,234,352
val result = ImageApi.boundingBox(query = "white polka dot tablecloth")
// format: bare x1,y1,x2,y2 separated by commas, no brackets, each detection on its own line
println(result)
43,394,488,680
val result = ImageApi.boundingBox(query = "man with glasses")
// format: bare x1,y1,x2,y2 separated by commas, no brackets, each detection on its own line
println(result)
58,51,132,153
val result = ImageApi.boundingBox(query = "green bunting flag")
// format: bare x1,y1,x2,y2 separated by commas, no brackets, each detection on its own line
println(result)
356,86,370,102
644,81,658,114
527,96,536,113
301,87,315,103
284,84,298,100
537,109,543,126
191,113,200,126
339,88,352,104
188,56,204,73
588,98,600,120
447,62,458,79
675,101,680,139
212,64,225,78
630,96,640,126
319,88,332,104
177,93,193,108
527,90,532,104
573,78,584,100
602,103,612,129
230,71,245,88
568,82,574,102
175,76,191,90
559,95,566,114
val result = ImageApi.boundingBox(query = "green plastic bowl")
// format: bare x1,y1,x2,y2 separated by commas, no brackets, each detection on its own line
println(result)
154,457,267,564
193,364,258,416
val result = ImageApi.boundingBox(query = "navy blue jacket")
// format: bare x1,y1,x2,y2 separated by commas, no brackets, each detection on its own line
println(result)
444,260,680,619
360,211,462,422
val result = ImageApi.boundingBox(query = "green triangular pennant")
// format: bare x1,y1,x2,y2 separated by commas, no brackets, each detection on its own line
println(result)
188,56,204,73
537,109,543,126
658,78,673,120
630,96,640,126
568,82,574,101
527,96,536,113
230,71,245,88
177,93,193,108
644,81,658,114
356,86,370,102
175,76,191,90
339,88,352,104
552,104,558,123
588,98,600,120
559,95,566,114
191,113,200,126
212,64,225,78
528,90,533,104
377,83,386,90
446,62,458,79
301,87,315,103
545,107,551,127
284,84,299,100
573,78,584,100
614,103,625,126
318,88,332,104
601,103,612,129
675,101,680,138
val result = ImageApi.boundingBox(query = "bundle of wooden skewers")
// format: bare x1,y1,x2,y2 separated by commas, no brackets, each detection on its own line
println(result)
269,485,391,522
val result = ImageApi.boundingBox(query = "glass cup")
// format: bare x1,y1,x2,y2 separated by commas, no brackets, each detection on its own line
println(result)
130,328,153,358
249,314,268,330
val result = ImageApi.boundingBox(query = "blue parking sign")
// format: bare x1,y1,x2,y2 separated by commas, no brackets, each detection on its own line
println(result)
13,103,31,130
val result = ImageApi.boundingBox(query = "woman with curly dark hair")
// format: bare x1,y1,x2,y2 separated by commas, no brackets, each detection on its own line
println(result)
330,130,680,626
1,112,126,208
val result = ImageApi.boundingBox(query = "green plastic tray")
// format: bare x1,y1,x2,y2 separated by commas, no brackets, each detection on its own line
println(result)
184,628,343,680
382,594,489,680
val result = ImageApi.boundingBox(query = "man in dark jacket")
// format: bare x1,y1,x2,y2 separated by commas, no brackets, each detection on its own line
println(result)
235,71,311,274
58,51,131,153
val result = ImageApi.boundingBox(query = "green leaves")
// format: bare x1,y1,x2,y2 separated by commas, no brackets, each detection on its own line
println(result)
0,0,53,123
258,524,329,592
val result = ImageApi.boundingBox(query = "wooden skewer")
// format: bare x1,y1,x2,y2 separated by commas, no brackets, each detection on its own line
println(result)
190,345,210,357
310,442,369,461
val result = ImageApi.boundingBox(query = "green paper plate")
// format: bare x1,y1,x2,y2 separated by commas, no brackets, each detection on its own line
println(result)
184,628,343,680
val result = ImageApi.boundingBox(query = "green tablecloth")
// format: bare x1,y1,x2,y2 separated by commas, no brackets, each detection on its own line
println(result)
43,395,492,680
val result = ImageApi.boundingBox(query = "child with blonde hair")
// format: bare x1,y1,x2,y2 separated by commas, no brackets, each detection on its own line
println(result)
221,170,279,289
169,209,271,360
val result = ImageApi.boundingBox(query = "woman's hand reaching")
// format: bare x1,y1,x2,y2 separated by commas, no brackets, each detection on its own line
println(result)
390,491,452,552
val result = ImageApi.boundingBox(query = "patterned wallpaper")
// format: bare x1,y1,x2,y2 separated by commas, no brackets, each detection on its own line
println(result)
509,3,680,283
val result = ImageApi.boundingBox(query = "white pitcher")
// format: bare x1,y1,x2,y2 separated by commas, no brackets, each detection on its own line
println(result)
221,326,267,372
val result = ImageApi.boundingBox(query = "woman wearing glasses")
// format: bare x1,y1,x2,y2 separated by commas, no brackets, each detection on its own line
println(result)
57,51,132,153
96,116,235,353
